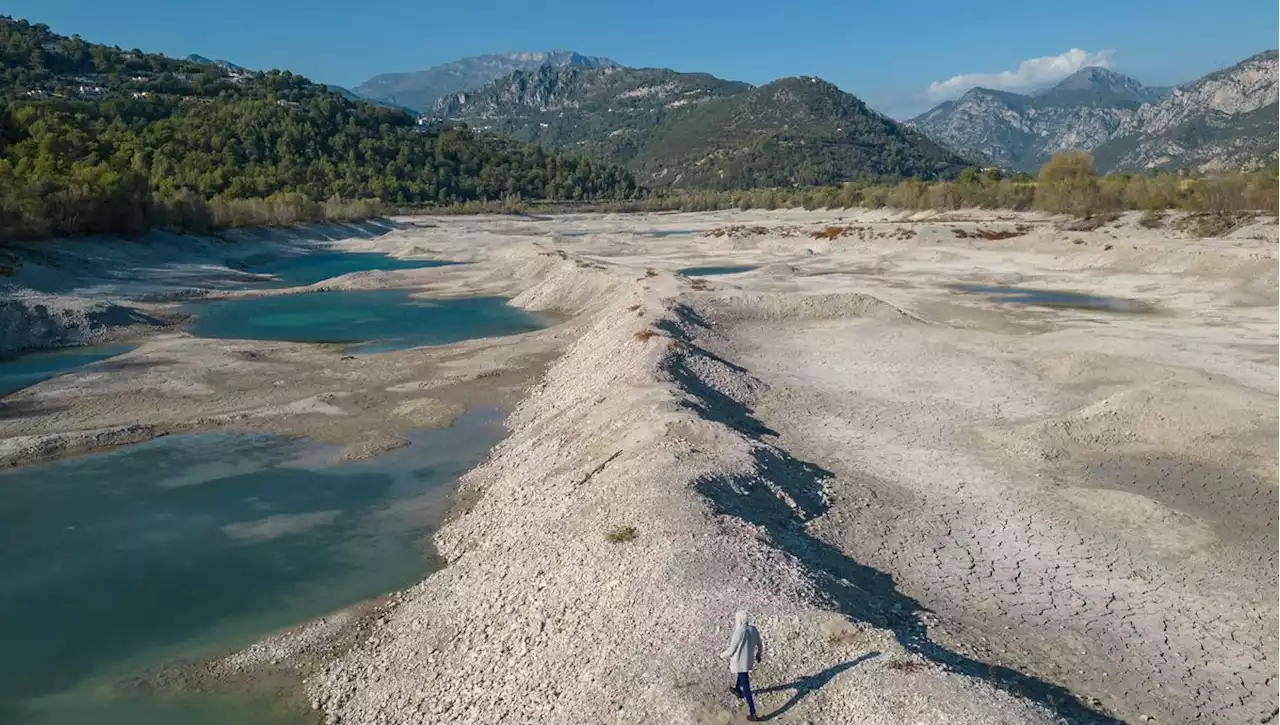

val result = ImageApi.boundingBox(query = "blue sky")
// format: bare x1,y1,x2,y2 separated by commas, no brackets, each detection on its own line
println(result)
9,0,1277,117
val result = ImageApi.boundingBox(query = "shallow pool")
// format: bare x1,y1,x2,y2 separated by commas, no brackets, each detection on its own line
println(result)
0,408,506,725
950,284,1154,313
678,265,758,277
0,345,136,397
245,251,454,288
184,291,545,353
643,229,700,238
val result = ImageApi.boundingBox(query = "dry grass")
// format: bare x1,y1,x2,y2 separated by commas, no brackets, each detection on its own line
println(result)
820,618,868,646
606,525,637,543
1138,209,1165,228
884,660,928,673
688,278,711,291
1175,211,1255,238
634,329,658,342
811,226,849,240
706,225,781,238
1060,211,1121,231
952,227,1027,240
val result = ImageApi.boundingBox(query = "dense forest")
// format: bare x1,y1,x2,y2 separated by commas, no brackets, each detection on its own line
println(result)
0,16,641,241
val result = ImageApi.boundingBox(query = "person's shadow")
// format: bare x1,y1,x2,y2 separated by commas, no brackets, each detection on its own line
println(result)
755,651,880,720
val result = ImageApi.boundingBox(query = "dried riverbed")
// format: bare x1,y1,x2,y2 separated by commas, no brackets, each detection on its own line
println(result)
1,210,1275,724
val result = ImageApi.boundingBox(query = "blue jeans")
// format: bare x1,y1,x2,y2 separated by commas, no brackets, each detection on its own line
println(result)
734,671,757,716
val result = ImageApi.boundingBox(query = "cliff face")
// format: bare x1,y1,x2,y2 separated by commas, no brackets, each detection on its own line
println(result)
1094,51,1279,171
908,67,1164,171
910,53,1278,172
352,51,617,112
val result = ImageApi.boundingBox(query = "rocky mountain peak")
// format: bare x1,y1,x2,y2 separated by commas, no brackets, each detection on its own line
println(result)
910,51,1276,172
352,50,618,112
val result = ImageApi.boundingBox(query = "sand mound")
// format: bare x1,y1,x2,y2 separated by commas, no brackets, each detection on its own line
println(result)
0,296,167,355
699,291,923,324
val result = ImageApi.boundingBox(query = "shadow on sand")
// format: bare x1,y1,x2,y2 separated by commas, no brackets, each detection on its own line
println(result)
755,652,881,720
662,303,1122,725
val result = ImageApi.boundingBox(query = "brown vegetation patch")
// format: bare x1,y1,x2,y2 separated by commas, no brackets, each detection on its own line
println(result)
1175,211,1256,238
952,227,1027,240
606,526,637,543
811,226,849,240
634,329,658,342
1138,210,1165,228
705,225,802,239
1060,212,1121,232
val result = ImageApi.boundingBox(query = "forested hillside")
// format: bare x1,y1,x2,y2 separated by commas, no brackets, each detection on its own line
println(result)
0,17,640,241
432,67,969,189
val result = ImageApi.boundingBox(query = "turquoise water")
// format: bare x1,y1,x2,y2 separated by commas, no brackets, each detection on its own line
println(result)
951,284,1154,313
0,345,136,397
678,265,758,277
184,291,545,354
0,408,507,725
245,252,454,288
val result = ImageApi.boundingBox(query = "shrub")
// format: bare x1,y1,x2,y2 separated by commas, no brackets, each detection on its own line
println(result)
606,526,637,543
1138,209,1165,228
1035,152,1103,217
1188,175,1251,214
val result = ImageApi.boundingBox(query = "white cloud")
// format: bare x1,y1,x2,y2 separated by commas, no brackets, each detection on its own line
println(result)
925,48,1116,100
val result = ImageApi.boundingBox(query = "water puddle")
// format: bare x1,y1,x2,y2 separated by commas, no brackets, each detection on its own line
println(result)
183,291,545,353
643,229,700,238
678,265,759,277
0,345,136,397
949,284,1154,313
0,408,507,725
242,252,454,288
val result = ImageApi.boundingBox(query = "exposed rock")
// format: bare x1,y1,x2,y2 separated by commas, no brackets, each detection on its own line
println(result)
909,67,1166,171
1094,50,1279,171
910,52,1278,172
353,51,617,112
432,67,968,187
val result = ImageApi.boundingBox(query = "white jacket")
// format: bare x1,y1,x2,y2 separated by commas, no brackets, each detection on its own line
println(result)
720,611,764,674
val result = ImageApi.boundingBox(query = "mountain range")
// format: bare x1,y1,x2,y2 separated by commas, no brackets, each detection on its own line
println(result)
429,66,968,188
352,51,617,112
909,52,1278,173
346,48,1276,182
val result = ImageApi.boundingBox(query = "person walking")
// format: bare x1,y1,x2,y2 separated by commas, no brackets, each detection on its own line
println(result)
720,610,764,721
